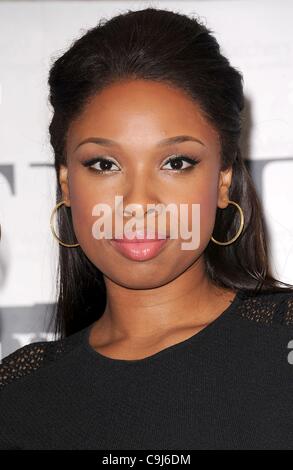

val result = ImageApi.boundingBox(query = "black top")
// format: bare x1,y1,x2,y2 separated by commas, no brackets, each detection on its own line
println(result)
1,288,293,450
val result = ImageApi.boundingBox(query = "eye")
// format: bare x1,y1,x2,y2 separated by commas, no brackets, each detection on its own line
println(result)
83,157,120,173
82,154,200,174
161,154,200,172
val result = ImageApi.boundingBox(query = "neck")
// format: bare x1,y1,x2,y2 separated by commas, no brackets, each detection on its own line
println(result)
96,256,235,342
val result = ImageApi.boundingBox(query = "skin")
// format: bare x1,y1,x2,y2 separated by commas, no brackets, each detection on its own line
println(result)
60,79,236,360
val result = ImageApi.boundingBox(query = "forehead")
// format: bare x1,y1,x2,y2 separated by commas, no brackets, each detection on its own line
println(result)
66,79,219,153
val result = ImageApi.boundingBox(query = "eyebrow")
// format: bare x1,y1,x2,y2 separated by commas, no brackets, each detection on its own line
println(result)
74,135,205,151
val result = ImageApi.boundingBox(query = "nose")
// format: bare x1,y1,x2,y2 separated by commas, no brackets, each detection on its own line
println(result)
120,173,161,220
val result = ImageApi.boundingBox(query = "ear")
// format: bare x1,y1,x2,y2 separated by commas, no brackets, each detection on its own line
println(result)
217,166,233,209
59,165,70,206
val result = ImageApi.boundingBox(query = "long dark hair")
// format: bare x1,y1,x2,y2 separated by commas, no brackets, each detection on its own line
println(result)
47,7,293,338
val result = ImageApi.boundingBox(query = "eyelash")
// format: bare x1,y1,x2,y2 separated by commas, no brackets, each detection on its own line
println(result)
82,154,200,174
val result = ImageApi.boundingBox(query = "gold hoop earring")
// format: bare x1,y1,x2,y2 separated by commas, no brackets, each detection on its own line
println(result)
210,200,244,246
50,201,80,248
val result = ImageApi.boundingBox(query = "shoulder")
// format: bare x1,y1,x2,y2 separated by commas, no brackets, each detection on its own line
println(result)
0,326,87,392
236,287,293,328
0,341,49,391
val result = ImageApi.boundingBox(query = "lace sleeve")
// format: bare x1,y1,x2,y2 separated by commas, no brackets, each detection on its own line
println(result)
0,327,84,392
237,289,293,326
0,341,50,391
284,293,293,325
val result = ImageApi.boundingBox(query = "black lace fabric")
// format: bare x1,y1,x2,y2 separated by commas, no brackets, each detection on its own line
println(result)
0,331,80,390
237,289,293,326
0,343,48,390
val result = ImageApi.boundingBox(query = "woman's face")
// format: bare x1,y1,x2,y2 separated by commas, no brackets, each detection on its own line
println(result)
61,79,232,289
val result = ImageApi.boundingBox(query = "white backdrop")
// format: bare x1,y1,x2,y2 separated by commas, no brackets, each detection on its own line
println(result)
0,0,293,358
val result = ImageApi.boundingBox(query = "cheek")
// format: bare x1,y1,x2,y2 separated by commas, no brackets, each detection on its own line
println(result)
198,194,218,245
70,194,93,242
68,172,115,244
184,176,219,247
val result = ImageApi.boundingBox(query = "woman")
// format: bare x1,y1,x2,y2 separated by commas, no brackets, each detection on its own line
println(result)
1,7,293,450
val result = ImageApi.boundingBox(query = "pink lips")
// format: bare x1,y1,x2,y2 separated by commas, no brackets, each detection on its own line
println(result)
110,231,169,261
